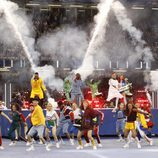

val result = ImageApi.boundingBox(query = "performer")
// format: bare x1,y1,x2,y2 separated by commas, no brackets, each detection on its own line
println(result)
113,103,126,142
118,75,127,105
87,79,101,99
135,103,153,145
15,106,28,141
84,109,104,147
0,109,12,149
106,72,123,109
26,98,48,151
76,100,100,150
123,103,149,149
71,73,85,107
45,102,60,149
8,103,25,146
143,106,154,138
64,79,71,101
69,103,82,141
30,72,46,107
56,101,74,146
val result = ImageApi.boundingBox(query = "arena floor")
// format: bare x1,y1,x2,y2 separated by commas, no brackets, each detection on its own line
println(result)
1,138,158,158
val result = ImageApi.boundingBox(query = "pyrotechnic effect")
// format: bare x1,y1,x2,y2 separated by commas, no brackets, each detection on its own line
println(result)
0,0,63,96
112,1,153,64
0,0,36,71
76,0,114,80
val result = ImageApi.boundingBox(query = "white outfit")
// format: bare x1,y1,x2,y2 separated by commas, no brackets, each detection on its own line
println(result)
107,78,123,101
73,108,81,120
46,110,59,126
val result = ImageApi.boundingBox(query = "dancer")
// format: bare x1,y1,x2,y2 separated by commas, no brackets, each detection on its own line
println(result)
113,103,126,142
56,101,74,146
26,98,48,151
123,103,149,149
76,100,100,150
45,102,60,149
0,110,12,149
84,108,104,147
15,106,28,141
106,72,123,110
8,103,25,146
30,72,47,107
87,79,101,99
71,73,85,107
135,103,153,146
69,102,82,141
143,106,154,138
64,79,71,101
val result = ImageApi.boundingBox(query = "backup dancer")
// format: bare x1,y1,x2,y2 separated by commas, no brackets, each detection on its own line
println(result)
56,101,74,146
106,72,124,109
135,103,153,146
113,103,126,142
71,73,85,107
0,109,12,149
64,79,71,101
76,100,100,150
8,103,25,146
26,98,48,151
84,109,104,147
87,79,101,99
45,103,60,149
69,103,82,141
123,103,149,149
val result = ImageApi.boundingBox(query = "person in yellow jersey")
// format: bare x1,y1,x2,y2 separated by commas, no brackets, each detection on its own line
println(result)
30,72,47,107
26,97,50,151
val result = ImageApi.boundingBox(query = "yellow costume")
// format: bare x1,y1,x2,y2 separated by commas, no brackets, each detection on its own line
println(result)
125,122,136,130
30,78,46,99
137,113,148,129
31,105,45,126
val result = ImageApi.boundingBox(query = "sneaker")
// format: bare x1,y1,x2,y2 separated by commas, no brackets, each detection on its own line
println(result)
149,139,153,146
26,142,32,146
137,143,141,149
117,138,124,142
84,143,91,147
0,146,4,150
123,143,129,148
38,140,44,145
47,143,52,148
93,146,97,150
32,138,36,143
59,139,65,145
98,144,103,148
46,145,51,151
56,143,60,148
9,142,16,146
76,145,83,150
26,145,35,151
70,139,74,146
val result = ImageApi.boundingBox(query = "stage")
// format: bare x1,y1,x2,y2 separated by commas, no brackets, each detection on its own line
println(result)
1,138,158,158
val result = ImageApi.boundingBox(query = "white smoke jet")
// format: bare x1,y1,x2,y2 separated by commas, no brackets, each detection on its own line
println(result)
76,0,114,80
149,71,158,91
112,1,153,64
35,65,63,91
0,0,63,92
0,0,37,70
